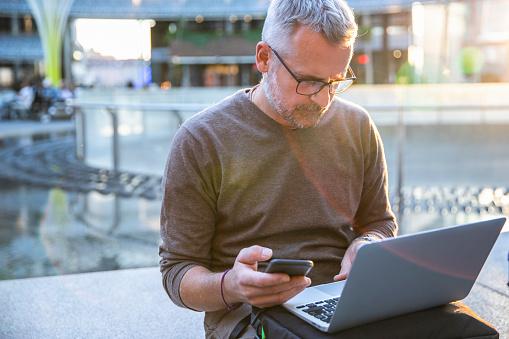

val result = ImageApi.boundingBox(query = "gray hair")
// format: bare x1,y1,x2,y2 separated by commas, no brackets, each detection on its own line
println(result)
261,0,358,48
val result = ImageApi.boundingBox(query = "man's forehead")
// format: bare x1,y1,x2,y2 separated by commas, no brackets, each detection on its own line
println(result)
280,26,352,76
283,44,352,81
287,25,353,53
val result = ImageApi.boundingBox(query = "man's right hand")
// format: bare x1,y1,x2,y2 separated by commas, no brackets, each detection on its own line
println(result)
223,245,311,308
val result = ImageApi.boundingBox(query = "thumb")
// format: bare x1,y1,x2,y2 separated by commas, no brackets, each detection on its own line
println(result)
333,261,351,281
236,245,273,265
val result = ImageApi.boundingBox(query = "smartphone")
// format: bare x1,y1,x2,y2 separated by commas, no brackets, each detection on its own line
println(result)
257,259,314,276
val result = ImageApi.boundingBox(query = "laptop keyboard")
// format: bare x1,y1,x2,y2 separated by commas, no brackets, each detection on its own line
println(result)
296,297,339,323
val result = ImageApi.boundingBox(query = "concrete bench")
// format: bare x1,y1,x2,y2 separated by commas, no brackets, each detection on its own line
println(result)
0,267,204,338
0,231,507,338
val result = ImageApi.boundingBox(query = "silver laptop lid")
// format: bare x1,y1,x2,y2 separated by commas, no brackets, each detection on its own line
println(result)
328,217,506,332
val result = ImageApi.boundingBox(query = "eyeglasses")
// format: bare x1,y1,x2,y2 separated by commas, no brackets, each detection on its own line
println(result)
269,45,356,97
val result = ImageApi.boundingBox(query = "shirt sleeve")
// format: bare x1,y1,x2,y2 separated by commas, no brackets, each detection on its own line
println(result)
353,116,398,239
159,125,218,309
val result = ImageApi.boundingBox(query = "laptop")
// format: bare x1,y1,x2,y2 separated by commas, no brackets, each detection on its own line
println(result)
283,216,506,333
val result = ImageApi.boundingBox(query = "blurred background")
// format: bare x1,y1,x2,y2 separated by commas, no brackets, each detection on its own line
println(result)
0,0,508,283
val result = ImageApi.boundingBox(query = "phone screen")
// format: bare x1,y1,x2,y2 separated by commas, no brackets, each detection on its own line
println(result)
258,259,314,276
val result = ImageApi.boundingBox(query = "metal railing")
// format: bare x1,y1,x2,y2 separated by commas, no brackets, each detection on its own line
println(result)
69,102,509,222
70,102,207,171
70,102,207,230
364,104,509,221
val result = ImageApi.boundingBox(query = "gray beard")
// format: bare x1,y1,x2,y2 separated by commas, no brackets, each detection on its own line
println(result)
262,73,325,129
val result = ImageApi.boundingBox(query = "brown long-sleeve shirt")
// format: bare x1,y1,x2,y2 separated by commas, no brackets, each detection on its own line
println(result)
159,88,397,338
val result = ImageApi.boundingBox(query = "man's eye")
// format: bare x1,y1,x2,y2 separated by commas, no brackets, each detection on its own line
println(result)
300,81,324,88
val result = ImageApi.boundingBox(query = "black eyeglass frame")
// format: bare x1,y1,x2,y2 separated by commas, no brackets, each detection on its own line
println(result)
268,44,356,97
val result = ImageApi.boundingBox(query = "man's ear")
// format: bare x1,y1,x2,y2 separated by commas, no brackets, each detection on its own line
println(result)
255,42,271,73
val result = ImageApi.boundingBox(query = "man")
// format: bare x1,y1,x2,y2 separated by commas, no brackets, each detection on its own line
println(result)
159,0,398,337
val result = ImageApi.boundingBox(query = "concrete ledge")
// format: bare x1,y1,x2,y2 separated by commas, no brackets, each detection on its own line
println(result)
0,267,205,339
0,232,507,339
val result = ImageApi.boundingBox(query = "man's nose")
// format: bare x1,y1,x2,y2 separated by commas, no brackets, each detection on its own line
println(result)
310,86,331,108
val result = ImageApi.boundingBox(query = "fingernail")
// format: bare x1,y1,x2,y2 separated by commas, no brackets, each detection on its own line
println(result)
262,248,272,258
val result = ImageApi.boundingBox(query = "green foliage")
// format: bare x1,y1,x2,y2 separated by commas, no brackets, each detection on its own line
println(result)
395,62,427,84
460,47,484,76
180,30,225,47
240,26,263,43
165,24,262,47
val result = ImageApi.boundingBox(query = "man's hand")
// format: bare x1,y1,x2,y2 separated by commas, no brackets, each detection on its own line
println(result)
333,238,371,281
223,245,311,308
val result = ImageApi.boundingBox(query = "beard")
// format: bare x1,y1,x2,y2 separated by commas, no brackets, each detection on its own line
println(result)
262,70,327,129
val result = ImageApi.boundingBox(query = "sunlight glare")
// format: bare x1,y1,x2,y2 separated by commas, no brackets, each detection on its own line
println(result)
75,19,151,60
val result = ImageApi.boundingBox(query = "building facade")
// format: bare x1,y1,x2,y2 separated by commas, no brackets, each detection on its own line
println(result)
0,0,507,88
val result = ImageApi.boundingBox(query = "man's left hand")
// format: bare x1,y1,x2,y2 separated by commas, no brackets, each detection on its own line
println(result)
333,238,371,281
